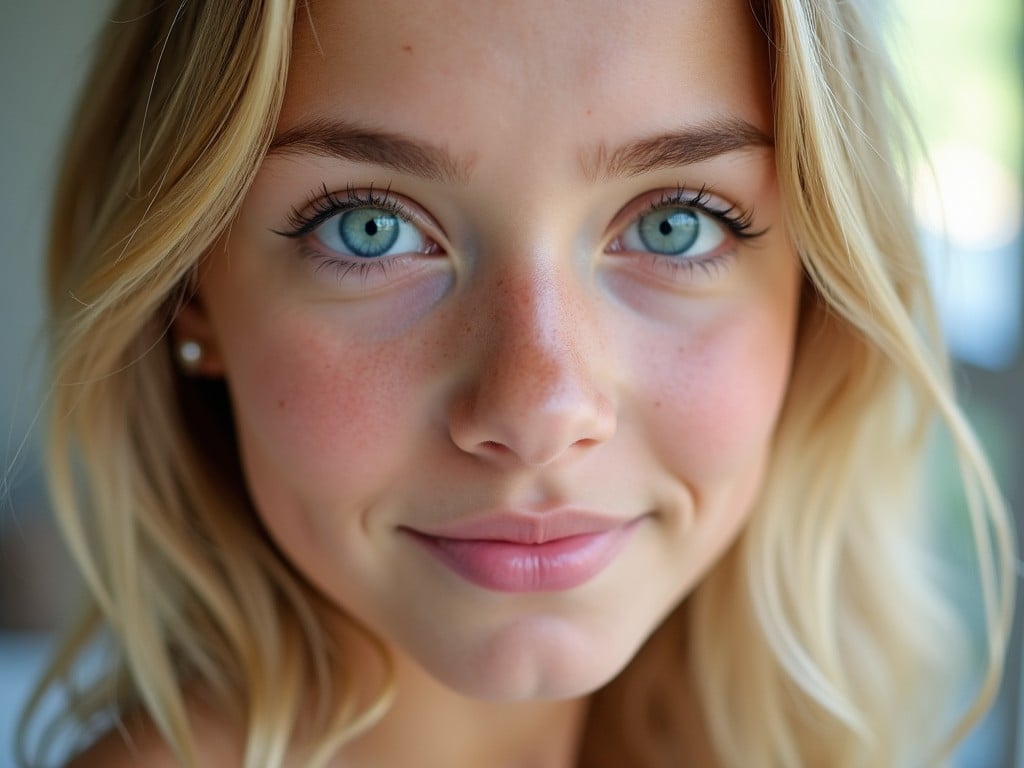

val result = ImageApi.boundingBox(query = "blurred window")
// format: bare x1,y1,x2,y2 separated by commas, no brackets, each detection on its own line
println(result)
890,0,1023,765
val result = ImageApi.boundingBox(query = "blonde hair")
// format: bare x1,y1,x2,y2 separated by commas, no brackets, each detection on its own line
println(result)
18,0,1015,766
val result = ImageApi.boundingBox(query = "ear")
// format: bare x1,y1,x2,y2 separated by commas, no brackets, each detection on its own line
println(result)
171,297,225,377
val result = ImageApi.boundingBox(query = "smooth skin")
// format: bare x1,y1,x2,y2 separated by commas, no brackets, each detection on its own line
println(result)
80,0,801,765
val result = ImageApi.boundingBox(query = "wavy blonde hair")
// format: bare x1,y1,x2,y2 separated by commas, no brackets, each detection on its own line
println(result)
18,0,1015,766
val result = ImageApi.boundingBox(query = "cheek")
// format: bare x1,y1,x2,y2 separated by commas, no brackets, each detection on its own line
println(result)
637,300,796,488
219,311,422,508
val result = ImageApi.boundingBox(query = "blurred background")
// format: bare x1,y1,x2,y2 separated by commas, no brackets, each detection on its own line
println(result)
0,0,1021,764
1,1,110,762
892,0,1024,763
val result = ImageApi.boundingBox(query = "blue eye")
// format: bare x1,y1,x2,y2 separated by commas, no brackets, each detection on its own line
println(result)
312,206,428,259
621,205,727,258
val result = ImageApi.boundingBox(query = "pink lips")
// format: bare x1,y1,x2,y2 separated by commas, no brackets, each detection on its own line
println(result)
402,511,639,593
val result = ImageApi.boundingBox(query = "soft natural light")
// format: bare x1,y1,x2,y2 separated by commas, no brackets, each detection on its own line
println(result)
915,143,1022,252
893,0,1023,764
916,143,1022,369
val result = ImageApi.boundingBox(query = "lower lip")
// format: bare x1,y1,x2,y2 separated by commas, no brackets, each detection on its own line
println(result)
406,523,638,593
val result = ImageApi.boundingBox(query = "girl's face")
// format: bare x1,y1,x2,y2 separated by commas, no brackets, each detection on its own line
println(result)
185,0,800,700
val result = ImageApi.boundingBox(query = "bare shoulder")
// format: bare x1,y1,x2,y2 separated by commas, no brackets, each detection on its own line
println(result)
64,700,242,767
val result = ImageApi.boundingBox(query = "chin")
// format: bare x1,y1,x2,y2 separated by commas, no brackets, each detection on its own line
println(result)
412,613,650,702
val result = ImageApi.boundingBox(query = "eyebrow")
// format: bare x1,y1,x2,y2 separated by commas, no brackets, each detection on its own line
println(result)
585,118,774,181
268,118,471,183
267,116,773,184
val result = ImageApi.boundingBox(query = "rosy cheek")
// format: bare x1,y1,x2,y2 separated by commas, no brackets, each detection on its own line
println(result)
638,307,794,485
224,316,419,506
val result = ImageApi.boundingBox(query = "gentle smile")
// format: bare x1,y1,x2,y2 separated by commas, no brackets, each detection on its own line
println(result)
401,511,642,593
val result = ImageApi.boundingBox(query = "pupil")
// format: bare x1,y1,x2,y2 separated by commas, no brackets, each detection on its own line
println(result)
659,220,673,235
365,220,379,236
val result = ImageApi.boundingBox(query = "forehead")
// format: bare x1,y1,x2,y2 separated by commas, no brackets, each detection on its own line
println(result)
280,0,772,172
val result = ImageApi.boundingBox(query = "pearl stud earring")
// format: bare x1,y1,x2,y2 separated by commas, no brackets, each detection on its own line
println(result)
177,339,203,371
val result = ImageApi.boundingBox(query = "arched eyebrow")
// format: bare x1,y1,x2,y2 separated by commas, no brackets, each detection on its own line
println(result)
583,118,774,181
268,116,773,184
268,118,472,183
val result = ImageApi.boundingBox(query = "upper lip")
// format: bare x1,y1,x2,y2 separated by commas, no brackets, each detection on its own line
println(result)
403,508,633,545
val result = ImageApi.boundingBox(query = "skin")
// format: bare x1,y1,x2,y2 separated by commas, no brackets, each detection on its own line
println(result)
101,0,802,765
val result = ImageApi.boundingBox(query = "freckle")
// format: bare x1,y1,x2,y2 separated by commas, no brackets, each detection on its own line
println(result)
277,399,286,409
402,44,413,54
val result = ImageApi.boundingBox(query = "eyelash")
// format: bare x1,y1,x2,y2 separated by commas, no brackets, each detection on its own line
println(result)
274,183,765,284
644,185,762,242
615,185,765,279
276,183,411,238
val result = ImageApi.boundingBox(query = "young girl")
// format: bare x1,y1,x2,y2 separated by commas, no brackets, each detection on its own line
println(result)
18,0,1016,765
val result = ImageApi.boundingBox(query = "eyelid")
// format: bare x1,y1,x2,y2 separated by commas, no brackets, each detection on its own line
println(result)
272,183,446,245
605,186,762,248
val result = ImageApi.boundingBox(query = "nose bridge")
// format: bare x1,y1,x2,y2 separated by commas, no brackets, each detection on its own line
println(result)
490,264,586,393
449,257,615,467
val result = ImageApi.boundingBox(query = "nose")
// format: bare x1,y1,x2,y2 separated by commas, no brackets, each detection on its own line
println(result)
448,265,616,467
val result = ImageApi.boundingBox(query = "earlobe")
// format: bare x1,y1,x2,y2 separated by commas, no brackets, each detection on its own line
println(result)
171,299,225,377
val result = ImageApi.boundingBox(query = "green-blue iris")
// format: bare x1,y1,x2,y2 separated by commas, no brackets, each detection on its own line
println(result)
637,207,699,255
338,208,401,258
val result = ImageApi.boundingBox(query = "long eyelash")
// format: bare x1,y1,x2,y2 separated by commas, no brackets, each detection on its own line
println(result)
273,183,409,238
653,185,767,240
307,255,395,284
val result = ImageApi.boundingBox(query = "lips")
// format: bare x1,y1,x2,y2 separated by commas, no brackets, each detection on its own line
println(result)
401,510,640,593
